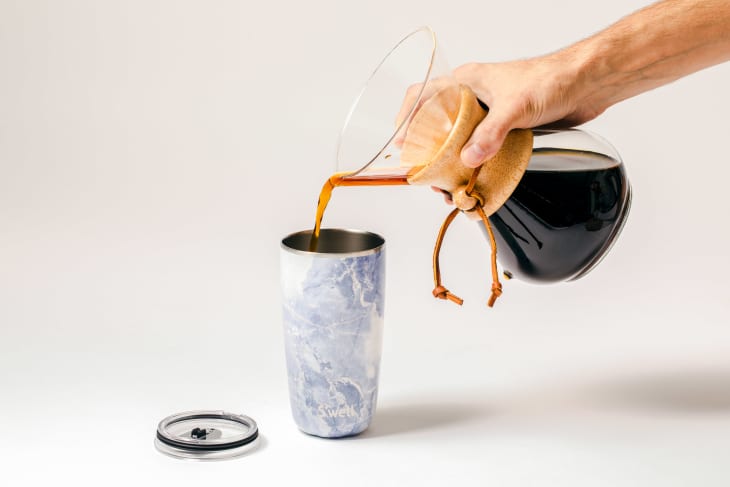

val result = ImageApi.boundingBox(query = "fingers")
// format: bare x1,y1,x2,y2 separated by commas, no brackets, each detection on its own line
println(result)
395,83,423,127
430,186,453,205
460,109,515,168
394,83,424,146
394,78,455,147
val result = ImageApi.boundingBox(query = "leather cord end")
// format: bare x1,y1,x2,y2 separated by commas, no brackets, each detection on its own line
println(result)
432,285,464,306
487,282,503,308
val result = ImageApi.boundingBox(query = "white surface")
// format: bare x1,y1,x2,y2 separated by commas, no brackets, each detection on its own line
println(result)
1,0,730,485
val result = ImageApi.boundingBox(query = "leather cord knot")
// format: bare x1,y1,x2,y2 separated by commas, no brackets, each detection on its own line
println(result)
487,282,502,308
452,186,483,212
432,285,464,306
431,165,504,308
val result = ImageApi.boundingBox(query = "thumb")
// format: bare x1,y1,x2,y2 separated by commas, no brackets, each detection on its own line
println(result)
460,110,515,168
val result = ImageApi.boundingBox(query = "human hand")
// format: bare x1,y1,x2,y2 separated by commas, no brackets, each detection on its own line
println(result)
453,53,602,167
393,77,454,146
431,186,453,204
394,51,602,168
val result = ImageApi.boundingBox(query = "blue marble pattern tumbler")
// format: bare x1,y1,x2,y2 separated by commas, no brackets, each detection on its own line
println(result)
280,229,385,438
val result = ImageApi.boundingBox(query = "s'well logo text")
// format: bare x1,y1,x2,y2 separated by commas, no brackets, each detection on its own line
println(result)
318,404,359,419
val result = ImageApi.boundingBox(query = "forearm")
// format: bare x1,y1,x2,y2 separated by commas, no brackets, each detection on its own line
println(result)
451,0,730,165
561,0,730,113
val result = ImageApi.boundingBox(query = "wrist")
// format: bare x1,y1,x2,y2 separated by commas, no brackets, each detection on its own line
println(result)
543,41,608,120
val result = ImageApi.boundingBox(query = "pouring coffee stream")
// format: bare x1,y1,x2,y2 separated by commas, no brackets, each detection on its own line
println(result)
309,161,505,307
310,84,631,307
312,84,531,307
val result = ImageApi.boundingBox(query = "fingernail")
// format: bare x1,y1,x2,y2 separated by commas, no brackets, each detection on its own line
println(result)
462,143,487,167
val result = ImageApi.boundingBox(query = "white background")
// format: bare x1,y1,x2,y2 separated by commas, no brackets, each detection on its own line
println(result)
2,0,730,485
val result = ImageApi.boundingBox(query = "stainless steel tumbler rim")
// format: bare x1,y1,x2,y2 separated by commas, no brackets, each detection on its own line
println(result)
281,228,385,257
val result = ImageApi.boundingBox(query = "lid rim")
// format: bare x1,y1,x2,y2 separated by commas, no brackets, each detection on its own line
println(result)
155,429,259,451
156,410,259,453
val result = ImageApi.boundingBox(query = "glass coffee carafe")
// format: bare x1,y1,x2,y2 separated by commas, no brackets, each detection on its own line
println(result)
324,26,631,287
486,129,631,283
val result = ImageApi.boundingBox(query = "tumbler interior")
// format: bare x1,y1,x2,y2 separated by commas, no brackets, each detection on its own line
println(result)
282,229,384,254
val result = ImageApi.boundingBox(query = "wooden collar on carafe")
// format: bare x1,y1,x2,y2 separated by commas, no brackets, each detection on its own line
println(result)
431,164,502,308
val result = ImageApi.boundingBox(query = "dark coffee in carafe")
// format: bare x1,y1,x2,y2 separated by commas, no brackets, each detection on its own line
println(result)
487,148,632,283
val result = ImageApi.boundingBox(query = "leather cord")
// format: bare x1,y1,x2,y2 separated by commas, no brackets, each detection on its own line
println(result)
431,166,503,308
464,163,482,195
475,204,503,307
431,207,464,305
